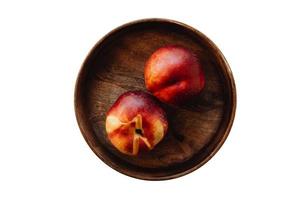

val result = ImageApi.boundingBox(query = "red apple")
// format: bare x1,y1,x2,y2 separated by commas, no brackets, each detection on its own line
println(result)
144,45,205,105
105,91,168,156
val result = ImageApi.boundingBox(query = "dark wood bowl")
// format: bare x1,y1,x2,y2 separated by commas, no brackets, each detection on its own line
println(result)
74,18,236,180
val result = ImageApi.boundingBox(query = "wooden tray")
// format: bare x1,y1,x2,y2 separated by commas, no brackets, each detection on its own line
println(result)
74,19,236,180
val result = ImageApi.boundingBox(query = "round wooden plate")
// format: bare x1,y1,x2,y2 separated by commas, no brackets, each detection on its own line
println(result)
74,19,236,180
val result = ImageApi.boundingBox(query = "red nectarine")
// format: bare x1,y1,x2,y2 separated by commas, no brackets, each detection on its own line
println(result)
145,45,205,104
105,91,168,156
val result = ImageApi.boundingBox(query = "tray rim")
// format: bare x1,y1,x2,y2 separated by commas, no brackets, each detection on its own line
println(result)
74,18,237,180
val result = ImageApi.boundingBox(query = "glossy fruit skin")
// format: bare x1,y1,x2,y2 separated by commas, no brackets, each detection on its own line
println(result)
145,45,205,105
105,91,168,156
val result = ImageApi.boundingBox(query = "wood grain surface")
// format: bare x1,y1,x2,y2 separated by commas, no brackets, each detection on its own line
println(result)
74,19,236,180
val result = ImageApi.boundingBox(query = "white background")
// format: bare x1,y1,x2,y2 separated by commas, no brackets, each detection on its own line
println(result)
0,0,299,199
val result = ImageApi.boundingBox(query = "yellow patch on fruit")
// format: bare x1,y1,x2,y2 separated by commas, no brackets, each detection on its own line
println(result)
109,134,129,154
106,113,164,156
105,115,124,134
152,120,164,145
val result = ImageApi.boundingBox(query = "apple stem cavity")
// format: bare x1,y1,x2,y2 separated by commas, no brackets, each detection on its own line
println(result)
135,129,143,136
134,114,144,136
132,114,152,150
